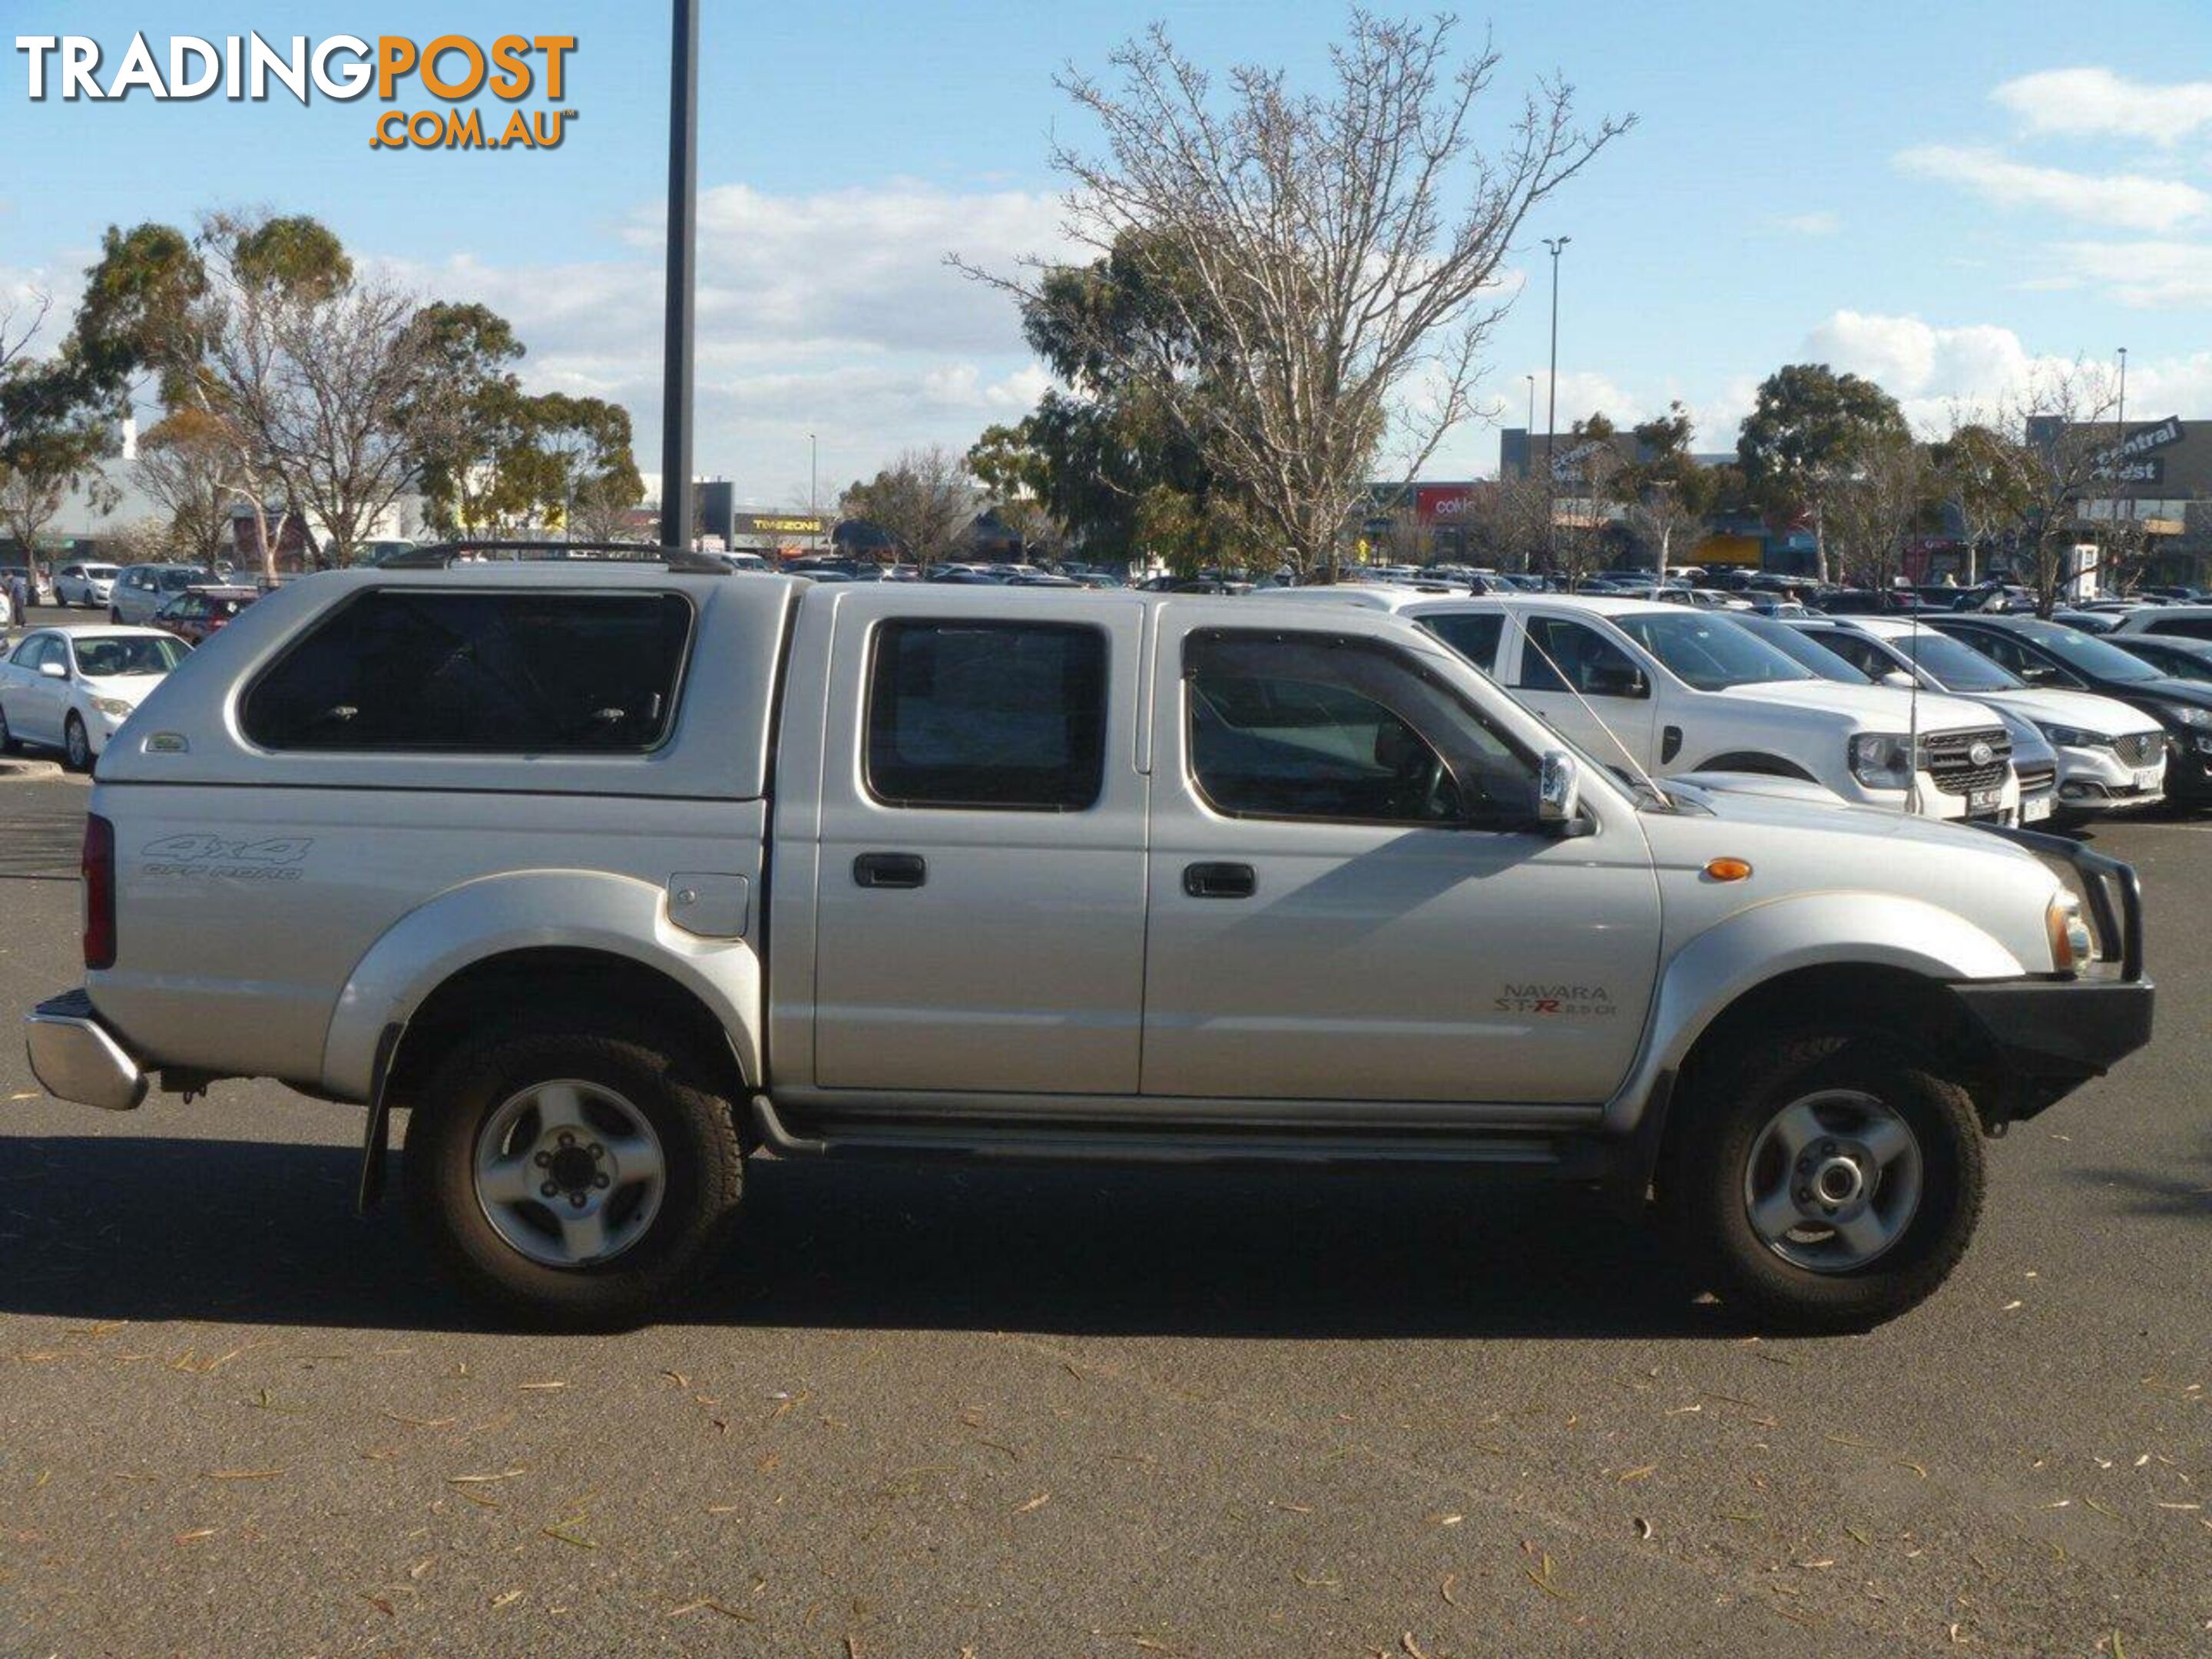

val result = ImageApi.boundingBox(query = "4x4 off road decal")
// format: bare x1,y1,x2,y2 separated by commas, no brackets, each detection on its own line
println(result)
1496,984,1615,1017
140,834,314,882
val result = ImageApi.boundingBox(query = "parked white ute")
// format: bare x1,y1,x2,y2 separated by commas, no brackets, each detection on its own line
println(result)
1790,617,2167,817
1274,591,2021,822
24,549,2152,1333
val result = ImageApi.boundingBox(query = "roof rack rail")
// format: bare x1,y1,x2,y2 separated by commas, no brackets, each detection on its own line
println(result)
376,540,732,575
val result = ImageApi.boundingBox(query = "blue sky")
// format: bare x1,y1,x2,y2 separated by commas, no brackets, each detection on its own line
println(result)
5,1,2210,514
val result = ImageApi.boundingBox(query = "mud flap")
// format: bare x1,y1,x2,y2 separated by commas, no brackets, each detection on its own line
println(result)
354,1022,406,1215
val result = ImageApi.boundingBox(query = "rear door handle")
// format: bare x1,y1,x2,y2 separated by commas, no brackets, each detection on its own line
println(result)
853,851,926,890
1183,861,1256,899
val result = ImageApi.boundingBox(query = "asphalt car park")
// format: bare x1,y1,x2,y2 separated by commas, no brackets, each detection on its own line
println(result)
0,764,2205,1656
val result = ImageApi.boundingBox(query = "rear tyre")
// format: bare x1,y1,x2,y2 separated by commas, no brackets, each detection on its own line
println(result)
1666,1031,1985,1333
401,1017,744,1330
0,704,16,754
62,714,91,773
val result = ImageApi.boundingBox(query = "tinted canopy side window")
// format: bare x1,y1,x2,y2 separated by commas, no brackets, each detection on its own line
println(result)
241,590,693,753
2151,617,2212,641
865,619,1108,810
1184,629,1538,827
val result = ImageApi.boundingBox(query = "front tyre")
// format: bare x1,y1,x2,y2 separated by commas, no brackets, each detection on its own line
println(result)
401,1021,744,1330
62,714,91,773
1668,1032,1985,1333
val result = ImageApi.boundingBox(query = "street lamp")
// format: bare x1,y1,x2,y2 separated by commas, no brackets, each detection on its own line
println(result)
1541,235,1571,569
657,0,700,550
2116,346,2128,435
809,432,820,551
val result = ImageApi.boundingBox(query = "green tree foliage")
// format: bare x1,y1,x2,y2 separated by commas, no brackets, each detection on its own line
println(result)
1737,364,1907,583
968,233,1264,575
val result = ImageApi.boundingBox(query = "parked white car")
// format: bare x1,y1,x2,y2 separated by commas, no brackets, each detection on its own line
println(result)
1791,617,2167,817
0,625,189,770
1272,589,2020,823
54,561,121,608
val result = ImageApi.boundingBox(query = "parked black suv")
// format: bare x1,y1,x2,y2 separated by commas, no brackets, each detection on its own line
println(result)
1928,613,2212,802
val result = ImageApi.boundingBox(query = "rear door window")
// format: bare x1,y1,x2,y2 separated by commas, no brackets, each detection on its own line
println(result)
242,589,694,753
1419,611,1505,672
864,620,1108,810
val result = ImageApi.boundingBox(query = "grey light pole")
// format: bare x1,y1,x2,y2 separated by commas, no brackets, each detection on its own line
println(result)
809,432,820,551
657,0,700,551
2116,346,2128,435
1541,235,1571,571
1525,374,1535,454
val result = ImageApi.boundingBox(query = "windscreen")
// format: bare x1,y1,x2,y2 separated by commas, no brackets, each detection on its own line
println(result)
2014,619,2161,683
1729,616,1867,681
1614,612,1813,690
74,634,187,677
1885,630,2024,691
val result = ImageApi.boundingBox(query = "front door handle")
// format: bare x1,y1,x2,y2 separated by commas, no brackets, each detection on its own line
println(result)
853,851,926,889
1183,861,1256,899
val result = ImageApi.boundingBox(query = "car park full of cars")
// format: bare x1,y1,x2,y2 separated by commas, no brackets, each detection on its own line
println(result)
1789,616,2166,820
24,548,2153,1333
1277,589,2024,824
1929,614,2212,806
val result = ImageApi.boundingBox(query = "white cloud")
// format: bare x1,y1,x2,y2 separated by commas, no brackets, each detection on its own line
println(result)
1797,310,2212,431
1771,210,1841,237
2048,240,2212,309
1896,144,2207,232
1992,68,2212,148
377,177,1079,496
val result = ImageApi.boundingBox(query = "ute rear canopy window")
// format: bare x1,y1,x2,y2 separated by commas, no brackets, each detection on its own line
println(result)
242,589,693,753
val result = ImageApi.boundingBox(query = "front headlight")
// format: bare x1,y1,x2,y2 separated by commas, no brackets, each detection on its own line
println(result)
2156,702,2212,730
2035,722,2107,749
91,696,134,720
2045,891,2092,972
1849,732,1915,789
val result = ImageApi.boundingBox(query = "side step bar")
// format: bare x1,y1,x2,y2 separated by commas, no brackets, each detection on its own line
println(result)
748,1094,1616,1178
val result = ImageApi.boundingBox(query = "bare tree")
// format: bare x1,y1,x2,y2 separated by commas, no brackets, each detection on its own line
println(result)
220,278,432,568
1457,473,1548,571
1930,407,2028,586
1624,489,1702,573
1825,432,1931,591
1997,361,2124,616
958,13,1630,578
840,446,979,573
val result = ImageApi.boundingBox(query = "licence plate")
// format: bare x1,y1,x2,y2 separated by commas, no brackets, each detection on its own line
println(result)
2134,767,2161,793
1969,787,2002,814
2024,795,2053,822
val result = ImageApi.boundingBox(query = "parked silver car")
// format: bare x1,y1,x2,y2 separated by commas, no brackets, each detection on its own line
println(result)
27,553,2154,1332
108,564,217,625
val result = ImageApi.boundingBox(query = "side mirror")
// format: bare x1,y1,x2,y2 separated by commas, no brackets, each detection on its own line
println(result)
1538,750,1586,833
1586,664,1648,699
1880,669,1916,690
38,660,68,680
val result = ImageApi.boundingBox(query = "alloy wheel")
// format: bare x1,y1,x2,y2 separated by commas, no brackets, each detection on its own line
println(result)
1741,1088,1922,1273
472,1078,667,1268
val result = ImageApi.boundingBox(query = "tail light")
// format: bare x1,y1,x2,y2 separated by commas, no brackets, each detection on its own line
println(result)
82,813,117,970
